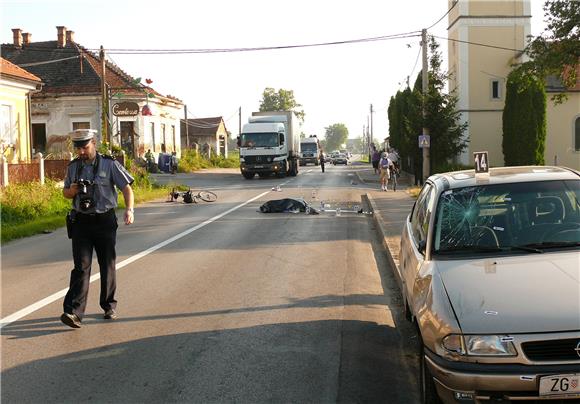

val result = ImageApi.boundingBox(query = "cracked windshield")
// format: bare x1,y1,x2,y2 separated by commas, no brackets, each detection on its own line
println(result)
1,1,579,403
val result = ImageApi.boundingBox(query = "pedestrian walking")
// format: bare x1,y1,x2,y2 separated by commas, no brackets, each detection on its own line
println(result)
371,146,381,174
170,151,178,174
60,129,135,329
379,152,392,191
320,150,325,173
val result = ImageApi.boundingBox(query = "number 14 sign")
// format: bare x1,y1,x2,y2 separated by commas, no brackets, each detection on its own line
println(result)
474,151,489,173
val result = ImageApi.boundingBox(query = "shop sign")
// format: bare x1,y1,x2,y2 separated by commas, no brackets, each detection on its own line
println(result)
112,102,139,117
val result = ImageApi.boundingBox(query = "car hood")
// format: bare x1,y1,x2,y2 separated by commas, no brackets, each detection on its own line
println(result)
436,251,580,334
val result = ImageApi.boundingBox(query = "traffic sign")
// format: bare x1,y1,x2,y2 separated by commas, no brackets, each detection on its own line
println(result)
418,135,430,148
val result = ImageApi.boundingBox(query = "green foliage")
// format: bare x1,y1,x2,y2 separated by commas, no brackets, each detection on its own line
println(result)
178,149,240,172
387,38,467,180
0,180,69,225
517,0,579,103
502,70,547,166
259,87,305,123
323,123,349,152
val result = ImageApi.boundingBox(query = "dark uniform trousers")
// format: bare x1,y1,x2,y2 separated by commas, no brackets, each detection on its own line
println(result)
63,209,118,319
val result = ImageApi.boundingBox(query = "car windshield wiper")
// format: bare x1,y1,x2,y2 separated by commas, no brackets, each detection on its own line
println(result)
521,241,580,249
503,245,544,253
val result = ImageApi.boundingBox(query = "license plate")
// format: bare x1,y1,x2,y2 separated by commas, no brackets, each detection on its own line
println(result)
254,165,264,168
539,374,580,397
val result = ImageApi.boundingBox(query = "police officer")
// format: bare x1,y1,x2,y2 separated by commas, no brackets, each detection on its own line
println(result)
60,129,135,329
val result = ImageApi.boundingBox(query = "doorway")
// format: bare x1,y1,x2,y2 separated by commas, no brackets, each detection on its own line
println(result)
120,121,136,157
32,123,46,154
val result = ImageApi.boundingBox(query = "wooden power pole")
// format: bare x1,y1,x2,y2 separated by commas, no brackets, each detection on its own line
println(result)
421,29,430,183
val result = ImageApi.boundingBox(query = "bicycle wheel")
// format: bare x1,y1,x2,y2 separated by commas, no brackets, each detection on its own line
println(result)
198,190,217,202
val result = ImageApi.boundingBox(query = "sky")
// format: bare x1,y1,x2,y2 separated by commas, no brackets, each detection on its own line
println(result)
1,0,546,141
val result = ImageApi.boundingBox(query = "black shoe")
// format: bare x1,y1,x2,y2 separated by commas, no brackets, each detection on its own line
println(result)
103,309,118,320
60,312,82,328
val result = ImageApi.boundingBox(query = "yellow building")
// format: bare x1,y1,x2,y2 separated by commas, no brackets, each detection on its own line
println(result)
448,0,579,170
0,57,42,162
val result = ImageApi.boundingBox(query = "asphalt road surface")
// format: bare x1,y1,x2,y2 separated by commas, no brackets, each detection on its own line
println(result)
1,163,420,403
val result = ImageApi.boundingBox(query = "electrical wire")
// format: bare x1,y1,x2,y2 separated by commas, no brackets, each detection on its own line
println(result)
17,55,79,67
431,35,524,52
426,0,458,30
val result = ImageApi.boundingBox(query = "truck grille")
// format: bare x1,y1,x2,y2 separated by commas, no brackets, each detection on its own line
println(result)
522,338,580,361
244,155,274,164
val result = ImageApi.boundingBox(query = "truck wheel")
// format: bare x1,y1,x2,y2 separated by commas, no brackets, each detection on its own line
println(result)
243,172,255,179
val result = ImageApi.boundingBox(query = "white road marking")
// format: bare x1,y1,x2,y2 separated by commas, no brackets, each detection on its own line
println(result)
0,190,271,329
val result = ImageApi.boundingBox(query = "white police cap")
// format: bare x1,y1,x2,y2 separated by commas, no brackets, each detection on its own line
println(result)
70,129,97,146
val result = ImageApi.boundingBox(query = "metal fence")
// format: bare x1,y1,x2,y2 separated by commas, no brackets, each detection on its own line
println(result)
0,153,126,187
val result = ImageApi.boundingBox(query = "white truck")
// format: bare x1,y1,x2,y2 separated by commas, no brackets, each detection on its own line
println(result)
299,136,320,166
238,111,300,179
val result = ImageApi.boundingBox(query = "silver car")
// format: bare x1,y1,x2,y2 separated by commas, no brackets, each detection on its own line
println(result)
398,166,580,403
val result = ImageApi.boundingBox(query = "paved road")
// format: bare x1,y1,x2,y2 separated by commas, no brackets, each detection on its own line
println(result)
1,163,419,403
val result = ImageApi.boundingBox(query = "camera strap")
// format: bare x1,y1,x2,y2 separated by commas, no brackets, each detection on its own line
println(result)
75,153,100,183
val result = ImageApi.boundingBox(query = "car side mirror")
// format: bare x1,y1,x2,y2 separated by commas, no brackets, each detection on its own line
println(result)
279,133,285,146
236,136,241,147
418,240,427,255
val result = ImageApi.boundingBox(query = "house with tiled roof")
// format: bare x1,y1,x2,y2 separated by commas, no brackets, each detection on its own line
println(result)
1,26,184,160
181,116,229,157
0,57,43,162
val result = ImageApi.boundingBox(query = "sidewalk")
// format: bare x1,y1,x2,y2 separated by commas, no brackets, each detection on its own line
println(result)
356,167,416,272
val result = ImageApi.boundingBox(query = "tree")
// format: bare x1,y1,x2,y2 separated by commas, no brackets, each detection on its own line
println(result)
502,70,547,165
423,38,468,173
386,38,467,181
324,123,349,152
517,0,579,103
259,88,305,123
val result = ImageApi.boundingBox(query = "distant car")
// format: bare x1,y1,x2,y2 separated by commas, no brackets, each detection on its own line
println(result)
399,166,580,403
332,153,348,165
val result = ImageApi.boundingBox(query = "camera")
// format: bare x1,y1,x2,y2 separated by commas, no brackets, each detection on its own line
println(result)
76,179,95,211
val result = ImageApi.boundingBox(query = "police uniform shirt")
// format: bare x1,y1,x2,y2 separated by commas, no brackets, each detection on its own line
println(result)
64,155,135,214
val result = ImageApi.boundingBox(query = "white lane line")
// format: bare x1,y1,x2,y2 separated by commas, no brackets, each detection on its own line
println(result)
0,190,271,329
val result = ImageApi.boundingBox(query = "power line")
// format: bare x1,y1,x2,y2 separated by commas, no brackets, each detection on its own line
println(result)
426,0,458,30
103,32,421,54
17,54,79,67
431,35,524,53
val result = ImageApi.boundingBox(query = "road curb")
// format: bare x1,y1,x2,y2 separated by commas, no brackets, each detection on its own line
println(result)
364,193,400,277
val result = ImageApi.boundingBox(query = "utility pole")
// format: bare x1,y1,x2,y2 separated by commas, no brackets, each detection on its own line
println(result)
184,104,189,149
99,46,109,147
238,106,242,137
421,29,430,183
370,103,374,151
367,116,371,162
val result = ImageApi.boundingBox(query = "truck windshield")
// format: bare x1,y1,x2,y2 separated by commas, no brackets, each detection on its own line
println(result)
301,143,318,152
241,133,279,147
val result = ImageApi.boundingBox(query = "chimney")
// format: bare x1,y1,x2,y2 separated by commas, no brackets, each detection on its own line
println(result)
12,28,22,47
66,30,75,43
22,33,31,46
56,26,66,47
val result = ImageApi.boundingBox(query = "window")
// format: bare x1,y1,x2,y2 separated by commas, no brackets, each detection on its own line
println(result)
1,104,14,144
410,183,435,247
575,116,580,151
72,121,90,131
491,80,502,100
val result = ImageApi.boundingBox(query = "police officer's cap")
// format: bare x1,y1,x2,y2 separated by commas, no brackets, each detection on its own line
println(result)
70,129,97,147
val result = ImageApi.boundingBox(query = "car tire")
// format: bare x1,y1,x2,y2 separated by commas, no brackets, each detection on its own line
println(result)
420,343,442,404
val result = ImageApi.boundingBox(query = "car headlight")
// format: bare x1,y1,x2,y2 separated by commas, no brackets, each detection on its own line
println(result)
443,334,516,356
